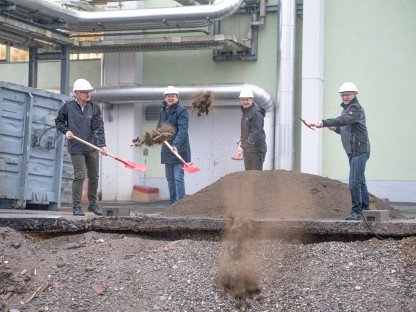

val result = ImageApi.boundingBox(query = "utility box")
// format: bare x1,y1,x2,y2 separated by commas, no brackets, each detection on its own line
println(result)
0,81,70,210
132,185,159,202
101,207,131,217
362,210,389,222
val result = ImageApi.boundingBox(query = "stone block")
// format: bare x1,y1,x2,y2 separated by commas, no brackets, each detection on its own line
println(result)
362,210,389,222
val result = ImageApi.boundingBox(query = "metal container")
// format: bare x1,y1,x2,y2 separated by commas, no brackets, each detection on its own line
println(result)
0,81,70,210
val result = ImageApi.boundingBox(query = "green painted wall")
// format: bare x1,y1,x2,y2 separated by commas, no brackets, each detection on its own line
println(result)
143,9,279,99
323,0,416,181
0,60,101,91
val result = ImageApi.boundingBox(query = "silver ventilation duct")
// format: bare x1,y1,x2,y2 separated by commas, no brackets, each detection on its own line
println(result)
10,0,245,32
93,83,273,111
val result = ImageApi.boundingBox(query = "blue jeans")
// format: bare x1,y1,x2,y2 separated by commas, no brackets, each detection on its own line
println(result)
348,152,370,213
165,163,185,205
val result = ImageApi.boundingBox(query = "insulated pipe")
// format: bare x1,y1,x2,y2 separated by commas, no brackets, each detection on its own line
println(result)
93,83,275,169
10,0,244,32
93,83,273,110
275,0,296,170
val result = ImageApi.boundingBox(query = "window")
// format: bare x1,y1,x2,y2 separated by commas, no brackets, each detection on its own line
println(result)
70,53,102,60
0,45,6,61
10,47,29,62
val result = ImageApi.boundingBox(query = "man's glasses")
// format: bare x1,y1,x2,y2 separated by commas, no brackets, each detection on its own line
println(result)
340,93,354,97
77,90,92,94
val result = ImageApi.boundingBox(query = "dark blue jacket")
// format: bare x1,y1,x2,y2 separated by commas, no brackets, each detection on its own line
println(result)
158,101,191,164
322,97,370,155
55,99,106,154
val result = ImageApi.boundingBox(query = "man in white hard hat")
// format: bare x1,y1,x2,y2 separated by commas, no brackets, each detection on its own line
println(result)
236,87,267,170
55,78,108,216
157,86,191,205
316,82,371,220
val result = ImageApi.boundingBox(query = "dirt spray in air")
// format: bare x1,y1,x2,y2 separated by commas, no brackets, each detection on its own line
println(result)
214,175,262,309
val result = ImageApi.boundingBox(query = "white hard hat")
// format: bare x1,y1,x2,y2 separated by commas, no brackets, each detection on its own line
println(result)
73,79,93,92
164,86,179,95
339,82,358,93
239,88,254,98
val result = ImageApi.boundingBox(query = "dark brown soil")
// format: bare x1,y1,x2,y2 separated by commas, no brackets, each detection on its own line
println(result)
191,90,214,117
132,123,175,147
161,170,405,220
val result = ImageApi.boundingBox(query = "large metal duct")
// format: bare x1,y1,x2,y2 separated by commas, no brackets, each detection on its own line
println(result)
93,83,275,169
10,0,245,32
93,83,273,110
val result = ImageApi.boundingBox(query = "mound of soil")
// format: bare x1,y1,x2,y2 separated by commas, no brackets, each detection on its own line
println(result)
161,170,404,220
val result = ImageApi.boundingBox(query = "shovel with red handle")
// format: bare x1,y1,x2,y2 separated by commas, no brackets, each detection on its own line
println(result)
71,135,147,172
231,142,245,160
163,140,200,173
300,117,318,130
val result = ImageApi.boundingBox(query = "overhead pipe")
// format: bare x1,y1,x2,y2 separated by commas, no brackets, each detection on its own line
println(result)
10,0,245,32
93,83,273,110
93,83,275,169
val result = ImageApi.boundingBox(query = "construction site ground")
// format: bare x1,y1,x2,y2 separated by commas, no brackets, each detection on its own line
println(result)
1,170,416,311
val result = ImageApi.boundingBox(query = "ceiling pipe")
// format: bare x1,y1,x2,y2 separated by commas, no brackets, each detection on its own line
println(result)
9,0,245,32
92,83,275,170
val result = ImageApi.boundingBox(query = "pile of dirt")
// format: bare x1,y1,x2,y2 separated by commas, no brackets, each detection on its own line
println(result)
161,170,404,220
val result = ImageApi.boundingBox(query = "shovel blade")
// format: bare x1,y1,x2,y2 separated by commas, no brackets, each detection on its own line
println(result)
125,161,148,172
231,156,245,161
182,163,200,173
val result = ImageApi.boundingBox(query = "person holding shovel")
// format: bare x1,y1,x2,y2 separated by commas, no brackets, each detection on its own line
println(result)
315,82,371,221
55,78,107,216
237,87,267,170
158,86,191,205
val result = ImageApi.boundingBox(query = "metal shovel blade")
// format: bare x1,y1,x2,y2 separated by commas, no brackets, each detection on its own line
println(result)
231,156,245,160
182,163,200,173
300,117,316,130
122,160,148,172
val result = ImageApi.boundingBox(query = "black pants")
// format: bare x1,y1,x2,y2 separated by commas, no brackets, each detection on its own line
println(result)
244,152,265,171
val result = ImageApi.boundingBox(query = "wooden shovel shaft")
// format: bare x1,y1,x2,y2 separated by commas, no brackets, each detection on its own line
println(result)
163,140,188,167
71,135,147,172
71,135,116,159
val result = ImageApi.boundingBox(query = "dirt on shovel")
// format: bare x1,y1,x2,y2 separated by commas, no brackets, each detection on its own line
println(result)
132,123,176,147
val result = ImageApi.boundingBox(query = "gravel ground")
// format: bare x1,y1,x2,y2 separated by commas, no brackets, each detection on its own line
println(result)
1,170,414,311
2,227,416,312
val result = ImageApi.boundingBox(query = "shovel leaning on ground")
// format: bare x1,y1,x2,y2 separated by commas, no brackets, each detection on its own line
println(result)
163,140,200,173
71,135,147,172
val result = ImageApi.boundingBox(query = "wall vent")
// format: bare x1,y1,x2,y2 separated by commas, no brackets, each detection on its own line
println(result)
144,105,160,122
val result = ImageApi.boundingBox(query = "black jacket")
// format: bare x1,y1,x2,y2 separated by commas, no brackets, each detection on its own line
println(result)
55,99,106,154
158,101,191,164
241,103,267,154
322,97,370,155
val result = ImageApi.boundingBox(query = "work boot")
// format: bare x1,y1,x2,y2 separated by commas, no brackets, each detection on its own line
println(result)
88,204,102,216
345,211,361,220
73,205,85,216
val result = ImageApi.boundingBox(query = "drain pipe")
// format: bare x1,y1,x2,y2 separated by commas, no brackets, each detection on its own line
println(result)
10,0,245,31
275,0,296,170
93,83,275,169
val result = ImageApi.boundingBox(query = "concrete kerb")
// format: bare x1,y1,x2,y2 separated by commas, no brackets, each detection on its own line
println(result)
1,215,416,240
